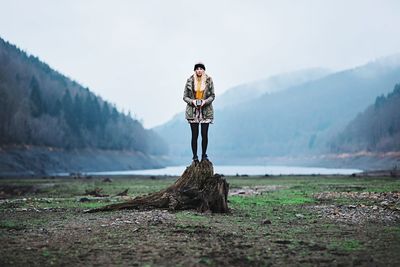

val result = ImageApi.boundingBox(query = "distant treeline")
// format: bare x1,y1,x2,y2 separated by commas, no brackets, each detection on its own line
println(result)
331,84,400,152
0,37,167,155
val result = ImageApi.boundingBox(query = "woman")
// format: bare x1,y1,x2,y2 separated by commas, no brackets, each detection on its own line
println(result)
183,62,215,163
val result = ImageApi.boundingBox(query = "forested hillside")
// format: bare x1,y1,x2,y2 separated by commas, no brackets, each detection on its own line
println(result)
0,37,167,155
211,60,400,158
331,84,400,153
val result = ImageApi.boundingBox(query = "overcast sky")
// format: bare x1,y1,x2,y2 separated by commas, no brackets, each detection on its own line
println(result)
1,0,400,127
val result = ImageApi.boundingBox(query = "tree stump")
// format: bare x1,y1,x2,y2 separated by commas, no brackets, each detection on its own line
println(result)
86,160,229,213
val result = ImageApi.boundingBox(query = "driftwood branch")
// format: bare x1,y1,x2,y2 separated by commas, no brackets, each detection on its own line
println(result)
85,187,109,197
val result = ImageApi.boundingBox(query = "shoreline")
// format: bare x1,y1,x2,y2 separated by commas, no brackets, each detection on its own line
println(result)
1,169,399,180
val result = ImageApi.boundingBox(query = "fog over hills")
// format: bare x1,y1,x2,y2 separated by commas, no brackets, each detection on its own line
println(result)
154,67,331,159
155,55,400,166
217,68,331,109
331,83,400,153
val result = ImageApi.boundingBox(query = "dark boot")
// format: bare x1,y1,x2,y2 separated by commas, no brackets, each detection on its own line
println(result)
201,154,208,162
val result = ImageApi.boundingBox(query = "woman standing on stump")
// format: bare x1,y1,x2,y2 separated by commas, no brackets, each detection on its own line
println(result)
183,62,215,164
86,66,226,214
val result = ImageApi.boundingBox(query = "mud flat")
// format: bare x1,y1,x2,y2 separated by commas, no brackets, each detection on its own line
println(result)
1,174,399,266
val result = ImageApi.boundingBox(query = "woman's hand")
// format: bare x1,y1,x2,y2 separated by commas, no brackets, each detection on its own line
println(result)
192,99,206,107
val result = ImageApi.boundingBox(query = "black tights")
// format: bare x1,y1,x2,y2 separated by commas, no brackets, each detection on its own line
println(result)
190,123,209,159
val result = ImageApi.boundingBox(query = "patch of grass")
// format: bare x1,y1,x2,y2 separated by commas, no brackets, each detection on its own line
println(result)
0,217,52,230
384,226,400,235
0,177,176,199
229,195,272,207
42,249,51,257
329,239,363,252
0,220,25,230
175,211,208,222
279,196,314,205
199,257,213,265
229,191,314,208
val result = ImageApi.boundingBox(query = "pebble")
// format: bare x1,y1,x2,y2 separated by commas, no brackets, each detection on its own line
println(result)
261,219,272,225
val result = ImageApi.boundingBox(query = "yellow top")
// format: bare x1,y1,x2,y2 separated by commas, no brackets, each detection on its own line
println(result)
195,77,204,99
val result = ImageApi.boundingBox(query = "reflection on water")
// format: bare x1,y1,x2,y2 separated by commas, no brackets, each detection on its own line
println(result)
86,165,362,176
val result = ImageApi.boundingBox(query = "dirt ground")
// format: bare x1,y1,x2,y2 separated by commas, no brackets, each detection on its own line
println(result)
0,175,399,266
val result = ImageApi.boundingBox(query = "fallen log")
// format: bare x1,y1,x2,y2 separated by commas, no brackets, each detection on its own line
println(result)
85,160,229,213
85,187,109,197
115,189,129,196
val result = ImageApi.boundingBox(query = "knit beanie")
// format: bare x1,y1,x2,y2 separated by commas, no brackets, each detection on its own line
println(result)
194,62,206,71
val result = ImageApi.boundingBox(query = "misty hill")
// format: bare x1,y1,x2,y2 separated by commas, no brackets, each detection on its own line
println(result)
217,68,331,109
155,55,400,164
154,68,330,160
331,84,400,153
0,37,167,174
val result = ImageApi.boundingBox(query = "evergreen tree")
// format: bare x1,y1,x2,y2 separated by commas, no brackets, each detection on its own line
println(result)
92,97,102,128
101,102,110,127
374,94,385,109
83,94,101,130
29,76,46,117
49,99,62,116
61,89,77,130
74,94,83,128
111,105,119,121
0,88,8,141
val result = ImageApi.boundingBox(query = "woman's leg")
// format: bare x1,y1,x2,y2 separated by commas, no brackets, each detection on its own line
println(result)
190,123,199,160
201,123,209,159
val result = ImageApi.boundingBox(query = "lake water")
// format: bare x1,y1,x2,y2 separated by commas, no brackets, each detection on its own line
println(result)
86,165,362,176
